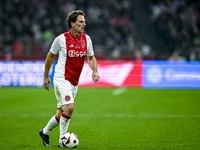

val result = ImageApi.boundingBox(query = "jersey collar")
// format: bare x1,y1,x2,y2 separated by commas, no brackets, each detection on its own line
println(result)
68,31,81,40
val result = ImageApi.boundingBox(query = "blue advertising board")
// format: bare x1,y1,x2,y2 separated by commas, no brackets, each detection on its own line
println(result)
0,61,55,87
143,61,200,88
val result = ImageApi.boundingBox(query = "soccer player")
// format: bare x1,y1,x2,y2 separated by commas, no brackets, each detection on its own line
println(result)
39,10,100,147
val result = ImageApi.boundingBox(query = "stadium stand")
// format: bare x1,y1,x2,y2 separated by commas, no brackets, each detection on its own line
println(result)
0,0,199,60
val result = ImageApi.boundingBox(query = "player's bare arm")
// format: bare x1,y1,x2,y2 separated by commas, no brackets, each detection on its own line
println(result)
44,51,56,90
87,55,100,83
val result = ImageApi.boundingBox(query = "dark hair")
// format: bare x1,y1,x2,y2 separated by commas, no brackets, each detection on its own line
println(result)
67,10,85,29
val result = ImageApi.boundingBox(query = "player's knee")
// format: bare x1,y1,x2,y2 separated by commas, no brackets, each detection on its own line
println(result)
67,105,74,115
63,104,74,116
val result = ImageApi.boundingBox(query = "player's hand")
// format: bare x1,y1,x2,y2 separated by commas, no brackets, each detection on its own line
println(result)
44,76,51,91
92,71,100,83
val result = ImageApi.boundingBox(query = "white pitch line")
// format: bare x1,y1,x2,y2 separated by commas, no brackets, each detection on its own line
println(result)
0,113,199,118
112,87,127,96
73,114,200,118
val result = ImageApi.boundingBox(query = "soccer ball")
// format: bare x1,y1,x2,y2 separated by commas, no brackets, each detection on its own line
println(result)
61,132,79,148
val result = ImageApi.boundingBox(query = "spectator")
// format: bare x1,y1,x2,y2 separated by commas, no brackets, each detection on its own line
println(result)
168,51,186,61
3,0,199,60
150,0,200,61
12,38,24,56
0,0,142,60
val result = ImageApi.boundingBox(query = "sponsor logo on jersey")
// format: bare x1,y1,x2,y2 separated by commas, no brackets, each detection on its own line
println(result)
75,44,80,49
68,50,86,57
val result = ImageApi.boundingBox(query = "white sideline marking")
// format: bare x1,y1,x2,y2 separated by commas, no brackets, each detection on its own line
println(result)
74,114,200,118
112,87,127,96
0,113,199,118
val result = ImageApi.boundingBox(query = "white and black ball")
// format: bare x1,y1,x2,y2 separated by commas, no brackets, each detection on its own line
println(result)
61,132,79,148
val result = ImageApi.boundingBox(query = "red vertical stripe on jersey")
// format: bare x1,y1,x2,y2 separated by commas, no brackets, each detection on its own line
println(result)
64,31,87,86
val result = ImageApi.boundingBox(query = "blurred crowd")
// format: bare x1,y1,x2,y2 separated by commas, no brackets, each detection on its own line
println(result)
0,0,200,61
0,0,144,60
150,0,200,61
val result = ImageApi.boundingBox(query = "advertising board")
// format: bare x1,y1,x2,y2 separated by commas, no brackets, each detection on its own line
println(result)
0,60,199,88
79,60,142,87
0,61,54,87
143,61,200,88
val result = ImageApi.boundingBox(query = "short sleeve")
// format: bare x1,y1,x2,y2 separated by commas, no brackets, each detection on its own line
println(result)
86,35,94,56
50,36,60,55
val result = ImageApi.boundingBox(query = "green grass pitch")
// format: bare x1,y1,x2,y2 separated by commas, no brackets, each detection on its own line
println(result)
0,87,199,150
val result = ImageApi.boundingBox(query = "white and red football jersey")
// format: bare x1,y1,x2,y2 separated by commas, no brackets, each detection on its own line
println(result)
50,31,94,86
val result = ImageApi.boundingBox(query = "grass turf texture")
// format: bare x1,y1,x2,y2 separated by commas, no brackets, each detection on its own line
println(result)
0,87,199,150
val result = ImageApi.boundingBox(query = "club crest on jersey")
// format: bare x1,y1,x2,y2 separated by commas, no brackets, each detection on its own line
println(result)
81,42,85,48
68,50,86,57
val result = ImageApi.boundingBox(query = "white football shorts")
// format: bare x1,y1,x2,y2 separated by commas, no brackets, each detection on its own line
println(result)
53,78,78,110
